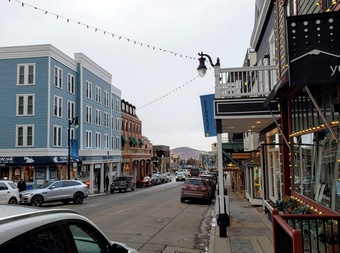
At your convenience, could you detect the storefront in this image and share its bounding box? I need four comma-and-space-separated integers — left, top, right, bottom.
0, 156, 81, 187
244, 159, 263, 206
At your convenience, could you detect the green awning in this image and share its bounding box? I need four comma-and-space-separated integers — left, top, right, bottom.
129, 136, 138, 145
139, 138, 144, 145
121, 135, 128, 143
133, 137, 138, 145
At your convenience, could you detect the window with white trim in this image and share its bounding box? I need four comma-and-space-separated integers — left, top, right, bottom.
54, 96, 63, 117
104, 134, 109, 149
104, 91, 109, 107
16, 125, 34, 147
116, 99, 120, 112
115, 118, 120, 131
67, 101, 75, 120
95, 86, 101, 103
17, 64, 35, 85
86, 106, 92, 124
95, 132, 101, 148
111, 97, 114, 111
86, 130, 92, 148
86, 81, 92, 99
111, 116, 114, 130
53, 125, 62, 147
115, 136, 120, 150
104, 112, 109, 128
17, 94, 34, 116
54, 66, 63, 88
67, 73, 75, 94
269, 30, 277, 90
95, 109, 101, 126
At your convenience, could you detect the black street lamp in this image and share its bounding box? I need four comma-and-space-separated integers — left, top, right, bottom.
197, 51, 220, 77
197, 52, 228, 238
68, 116, 79, 179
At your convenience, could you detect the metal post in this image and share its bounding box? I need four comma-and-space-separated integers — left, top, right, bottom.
216, 119, 227, 237
67, 120, 71, 180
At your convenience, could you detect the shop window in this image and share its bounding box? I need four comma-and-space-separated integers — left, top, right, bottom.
253, 167, 262, 199
24, 166, 34, 183
12, 168, 21, 182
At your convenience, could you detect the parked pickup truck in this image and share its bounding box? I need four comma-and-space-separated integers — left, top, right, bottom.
110, 176, 135, 193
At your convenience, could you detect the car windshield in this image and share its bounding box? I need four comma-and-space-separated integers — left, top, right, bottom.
8, 182, 18, 189
114, 177, 127, 181
37, 181, 55, 189
185, 179, 204, 185
177, 172, 185, 176
143, 177, 149, 180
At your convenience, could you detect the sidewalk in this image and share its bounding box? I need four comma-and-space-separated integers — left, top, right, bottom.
209, 177, 274, 253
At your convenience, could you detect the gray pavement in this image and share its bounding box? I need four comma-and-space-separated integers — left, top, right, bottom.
209, 177, 274, 253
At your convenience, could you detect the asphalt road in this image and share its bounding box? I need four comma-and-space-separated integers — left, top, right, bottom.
49, 179, 213, 253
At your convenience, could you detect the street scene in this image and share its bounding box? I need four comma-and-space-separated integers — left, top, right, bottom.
0, 1, 340, 253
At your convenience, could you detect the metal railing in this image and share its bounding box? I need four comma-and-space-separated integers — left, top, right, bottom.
273, 210, 340, 253
215, 65, 278, 99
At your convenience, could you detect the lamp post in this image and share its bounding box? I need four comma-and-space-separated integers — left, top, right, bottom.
197, 52, 228, 237
68, 116, 79, 180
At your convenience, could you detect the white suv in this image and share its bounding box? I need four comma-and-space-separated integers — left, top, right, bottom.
0, 180, 20, 204
0, 205, 139, 252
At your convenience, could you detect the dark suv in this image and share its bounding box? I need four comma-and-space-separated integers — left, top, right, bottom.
110, 176, 135, 193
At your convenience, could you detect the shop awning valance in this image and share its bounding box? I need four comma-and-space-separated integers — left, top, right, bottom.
0, 156, 82, 167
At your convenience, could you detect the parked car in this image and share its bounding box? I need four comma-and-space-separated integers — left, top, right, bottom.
200, 174, 217, 197
165, 172, 172, 182
180, 177, 212, 204
136, 176, 152, 188
19, 180, 88, 207
0, 205, 138, 252
176, 172, 186, 181
0, 180, 20, 205
189, 168, 200, 177
151, 173, 161, 185
110, 176, 135, 193
159, 173, 168, 183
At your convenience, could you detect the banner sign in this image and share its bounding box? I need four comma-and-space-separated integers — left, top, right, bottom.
200, 94, 216, 137
287, 11, 340, 86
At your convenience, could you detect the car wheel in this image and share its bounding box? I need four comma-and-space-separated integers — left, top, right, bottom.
31, 195, 44, 207
110, 189, 114, 194
73, 192, 84, 204
62, 200, 71, 205
131, 187, 135, 191
124, 186, 128, 192
180, 197, 185, 203
8, 198, 17, 205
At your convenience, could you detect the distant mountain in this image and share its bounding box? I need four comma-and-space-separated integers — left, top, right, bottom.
171, 147, 205, 160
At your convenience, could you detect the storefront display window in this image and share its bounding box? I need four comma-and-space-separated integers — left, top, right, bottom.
12, 168, 21, 182
293, 130, 340, 212
253, 167, 262, 198
24, 166, 34, 182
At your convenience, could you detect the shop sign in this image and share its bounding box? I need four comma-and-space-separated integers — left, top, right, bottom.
232, 153, 251, 159
287, 11, 340, 86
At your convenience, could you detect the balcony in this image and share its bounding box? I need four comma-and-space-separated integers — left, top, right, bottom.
213, 65, 280, 134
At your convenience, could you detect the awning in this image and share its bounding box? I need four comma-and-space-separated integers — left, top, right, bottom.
121, 135, 128, 144
139, 138, 144, 145
129, 136, 138, 145
0, 156, 82, 167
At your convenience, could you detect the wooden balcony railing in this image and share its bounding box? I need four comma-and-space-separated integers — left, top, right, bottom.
215, 65, 278, 99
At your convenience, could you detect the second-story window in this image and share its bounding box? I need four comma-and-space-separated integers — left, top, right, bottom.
16, 125, 34, 147
17, 64, 35, 85
54, 66, 63, 88
86, 130, 92, 148
54, 96, 62, 117
17, 94, 34, 116
116, 99, 120, 112
115, 136, 120, 150
95, 86, 101, 103
53, 125, 62, 147
104, 134, 109, 149
95, 132, 101, 148
67, 73, 75, 94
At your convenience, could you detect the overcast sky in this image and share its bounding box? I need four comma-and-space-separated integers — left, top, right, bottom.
1, 0, 256, 151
